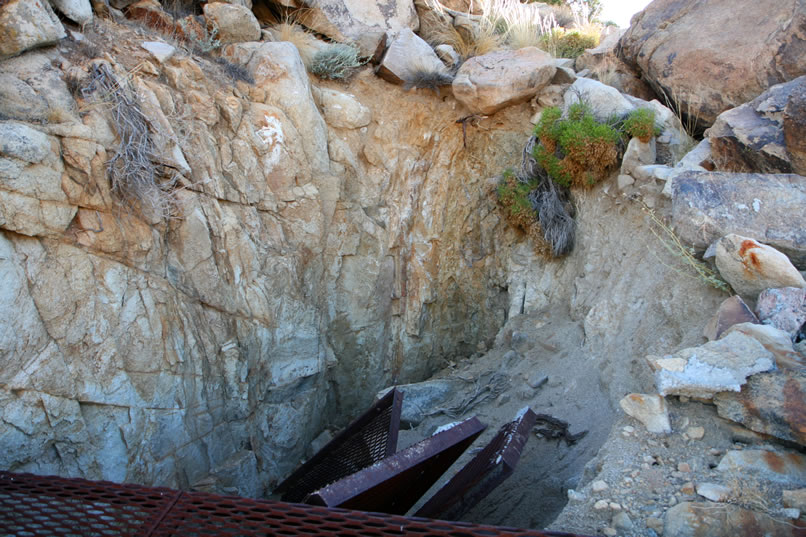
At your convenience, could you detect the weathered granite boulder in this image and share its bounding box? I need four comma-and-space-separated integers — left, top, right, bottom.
715, 370, 806, 447
376, 28, 448, 87
717, 449, 806, 486
203, 2, 261, 44
574, 29, 655, 101
665, 502, 805, 537
756, 287, 806, 339
0, 0, 65, 60
453, 47, 556, 115
297, 0, 419, 57
315, 88, 371, 129
619, 0, 806, 127
708, 77, 806, 174
671, 172, 806, 268
563, 77, 633, 122
50, 0, 93, 24
714, 234, 806, 299
650, 331, 776, 398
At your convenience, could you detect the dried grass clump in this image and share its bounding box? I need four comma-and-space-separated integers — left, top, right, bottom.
269, 22, 319, 67
421, 10, 502, 62
85, 64, 179, 220
309, 43, 362, 80
401, 60, 454, 95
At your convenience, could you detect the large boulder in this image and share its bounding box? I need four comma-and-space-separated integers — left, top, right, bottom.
708, 77, 806, 174
0, 0, 65, 60
376, 28, 449, 87
202, 2, 261, 44
714, 234, 806, 299
671, 171, 806, 268
619, 0, 806, 127
665, 502, 805, 537
297, 0, 419, 57
574, 29, 656, 101
453, 47, 556, 115
50, 0, 93, 24
563, 77, 633, 122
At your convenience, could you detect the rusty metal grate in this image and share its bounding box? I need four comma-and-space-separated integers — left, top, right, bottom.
275, 388, 403, 503
305, 416, 487, 515
415, 407, 538, 520
0, 471, 589, 537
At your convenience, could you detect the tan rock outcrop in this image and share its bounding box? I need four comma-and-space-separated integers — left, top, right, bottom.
0, 0, 65, 60
619, 0, 806, 126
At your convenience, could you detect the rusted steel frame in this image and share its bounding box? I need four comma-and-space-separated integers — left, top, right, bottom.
305, 416, 487, 515
275, 388, 404, 503
415, 407, 538, 520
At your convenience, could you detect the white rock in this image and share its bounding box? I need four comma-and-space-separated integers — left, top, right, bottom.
50, 0, 93, 24
621, 137, 656, 176
696, 482, 731, 502
619, 393, 672, 434
318, 88, 371, 129
377, 29, 448, 87
563, 78, 635, 122
715, 234, 806, 299
141, 41, 175, 63
594, 499, 610, 510
0, 122, 51, 163
617, 174, 635, 190
653, 331, 776, 398
592, 479, 609, 492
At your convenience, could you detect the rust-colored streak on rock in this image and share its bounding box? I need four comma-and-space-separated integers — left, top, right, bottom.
738, 239, 759, 258
738, 239, 762, 275
783, 378, 806, 444
762, 450, 786, 473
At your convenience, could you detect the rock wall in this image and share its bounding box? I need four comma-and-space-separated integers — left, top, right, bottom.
0, 21, 527, 495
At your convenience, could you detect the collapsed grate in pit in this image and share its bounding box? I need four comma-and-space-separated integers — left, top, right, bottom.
0, 471, 590, 537
415, 407, 538, 520
306, 416, 487, 515
275, 388, 403, 503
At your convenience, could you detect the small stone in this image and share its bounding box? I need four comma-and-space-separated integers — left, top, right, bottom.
567, 488, 585, 502
783, 489, 806, 511
703, 295, 759, 341
141, 41, 175, 63
618, 174, 635, 190
781, 508, 801, 519
646, 516, 664, 534
619, 393, 672, 434
679, 395, 690, 403
623, 425, 635, 434
686, 426, 705, 440
594, 500, 610, 510
677, 462, 691, 473
680, 482, 695, 495
667, 496, 678, 506
592, 480, 610, 493
610, 502, 622, 510
709, 448, 723, 456
696, 482, 732, 502
526, 373, 548, 389
612, 512, 634, 530
602, 528, 617, 537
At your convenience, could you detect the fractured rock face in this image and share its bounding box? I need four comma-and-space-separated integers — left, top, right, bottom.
651, 331, 776, 398
671, 171, 806, 268
714, 371, 806, 447
703, 296, 758, 341
708, 76, 806, 174
0, 0, 65, 60
452, 47, 556, 115
714, 234, 806, 299
619, 0, 806, 126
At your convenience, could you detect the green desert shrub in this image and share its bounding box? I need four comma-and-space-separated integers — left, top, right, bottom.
543, 29, 597, 58
533, 103, 621, 188
310, 44, 362, 80
622, 108, 660, 142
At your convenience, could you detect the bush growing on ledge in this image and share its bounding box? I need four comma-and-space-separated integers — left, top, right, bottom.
533, 102, 621, 188
310, 44, 362, 80
622, 108, 660, 143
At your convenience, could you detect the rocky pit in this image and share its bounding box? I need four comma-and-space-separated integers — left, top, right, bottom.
2, 2, 806, 537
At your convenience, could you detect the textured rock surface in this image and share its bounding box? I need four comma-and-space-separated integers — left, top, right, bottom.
708, 77, 806, 174
0, 0, 65, 60
574, 29, 655, 101
563, 77, 634, 122
619, 393, 671, 434
703, 296, 758, 341
717, 449, 806, 486
297, 0, 419, 57
376, 28, 448, 86
315, 87, 371, 129
715, 371, 806, 447
453, 47, 556, 115
671, 172, 806, 268
619, 0, 806, 126
664, 501, 805, 537
202, 2, 261, 44
722, 322, 804, 370
652, 331, 776, 398
784, 78, 806, 175
714, 234, 806, 299
50, 0, 93, 24
756, 287, 806, 338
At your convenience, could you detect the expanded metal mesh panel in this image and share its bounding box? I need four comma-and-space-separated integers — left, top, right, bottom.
306, 417, 487, 515
415, 408, 538, 520
0, 471, 179, 536
0, 471, 588, 537
276, 389, 403, 503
